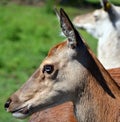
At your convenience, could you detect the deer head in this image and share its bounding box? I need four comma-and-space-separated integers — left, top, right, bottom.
73, 0, 120, 39
4, 8, 90, 119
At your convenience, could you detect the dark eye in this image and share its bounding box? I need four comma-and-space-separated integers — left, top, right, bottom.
94, 15, 99, 21
43, 65, 54, 74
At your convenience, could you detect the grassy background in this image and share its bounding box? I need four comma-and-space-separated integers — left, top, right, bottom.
88, 0, 120, 4
0, 2, 98, 122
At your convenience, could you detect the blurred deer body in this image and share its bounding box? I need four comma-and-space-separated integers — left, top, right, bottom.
5, 8, 120, 122
73, 0, 120, 69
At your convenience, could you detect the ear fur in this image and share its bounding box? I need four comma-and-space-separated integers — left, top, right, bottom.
100, 0, 111, 11
59, 8, 83, 49
54, 8, 60, 21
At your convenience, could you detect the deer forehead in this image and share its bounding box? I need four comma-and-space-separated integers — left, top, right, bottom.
41, 41, 77, 66
93, 9, 107, 20
47, 41, 67, 57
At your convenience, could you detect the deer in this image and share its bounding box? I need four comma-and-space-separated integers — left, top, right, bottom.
73, 0, 120, 69
4, 8, 120, 122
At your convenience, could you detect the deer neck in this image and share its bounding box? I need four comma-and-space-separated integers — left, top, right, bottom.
73, 49, 120, 122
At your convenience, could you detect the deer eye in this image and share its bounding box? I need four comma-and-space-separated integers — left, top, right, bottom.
43, 65, 54, 74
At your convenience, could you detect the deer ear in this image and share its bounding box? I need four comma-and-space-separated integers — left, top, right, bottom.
100, 0, 119, 23
59, 8, 83, 49
100, 0, 111, 11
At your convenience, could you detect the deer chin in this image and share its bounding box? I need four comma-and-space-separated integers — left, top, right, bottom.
12, 112, 28, 119
11, 106, 30, 119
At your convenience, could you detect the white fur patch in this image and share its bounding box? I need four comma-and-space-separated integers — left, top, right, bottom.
12, 112, 28, 119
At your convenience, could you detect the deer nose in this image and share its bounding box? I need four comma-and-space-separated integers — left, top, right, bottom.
4, 98, 12, 109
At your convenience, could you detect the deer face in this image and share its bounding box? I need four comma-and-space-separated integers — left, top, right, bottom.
73, 9, 111, 39
5, 9, 89, 119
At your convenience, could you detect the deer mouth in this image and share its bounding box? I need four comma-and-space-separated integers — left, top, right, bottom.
11, 106, 30, 119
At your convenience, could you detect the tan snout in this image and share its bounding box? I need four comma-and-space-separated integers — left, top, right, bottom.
4, 93, 32, 119
4, 94, 22, 112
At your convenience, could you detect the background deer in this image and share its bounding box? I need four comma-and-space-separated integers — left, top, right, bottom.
73, 0, 120, 69
5, 8, 120, 122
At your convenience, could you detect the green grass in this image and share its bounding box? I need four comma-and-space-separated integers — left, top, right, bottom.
0, 4, 97, 122
87, 0, 120, 4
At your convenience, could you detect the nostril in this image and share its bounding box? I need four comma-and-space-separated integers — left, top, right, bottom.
4, 98, 12, 109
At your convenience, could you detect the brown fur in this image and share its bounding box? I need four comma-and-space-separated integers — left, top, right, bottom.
48, 41, 67, 57
29, 102, 77, 122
